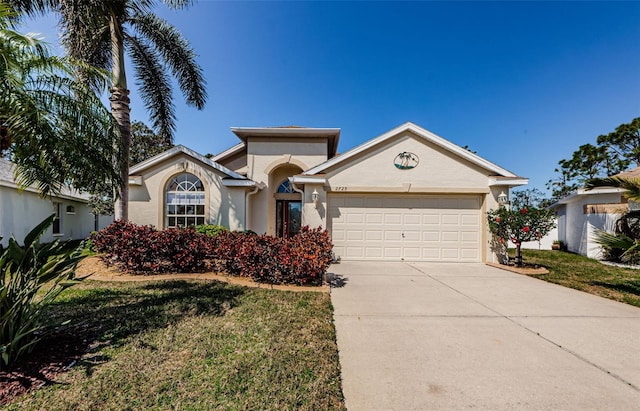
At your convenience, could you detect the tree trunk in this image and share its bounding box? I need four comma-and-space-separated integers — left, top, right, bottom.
110, 15, 130, 221
111, 87, 130, 221
514, 244, 523, 267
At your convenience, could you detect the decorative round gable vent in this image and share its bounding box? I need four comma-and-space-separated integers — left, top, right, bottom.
394, 152, 419, 170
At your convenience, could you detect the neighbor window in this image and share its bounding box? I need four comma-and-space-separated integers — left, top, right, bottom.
166, 173, 205, 227
52, 202, 62, 235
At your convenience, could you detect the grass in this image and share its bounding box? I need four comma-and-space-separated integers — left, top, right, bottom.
7, 279, 345, 410
519, 249, 640, 307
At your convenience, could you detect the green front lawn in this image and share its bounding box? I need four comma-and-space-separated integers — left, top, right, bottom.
7, 280, 345, 410
520, 249, 640, 308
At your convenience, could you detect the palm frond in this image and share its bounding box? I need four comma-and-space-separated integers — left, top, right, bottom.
593, 229, 635, 249
127, 35, 175, 144
130, 12, 207, 109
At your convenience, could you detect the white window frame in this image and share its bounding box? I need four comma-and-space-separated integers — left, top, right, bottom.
52, 202, 63, 236
166, 173, 206, 228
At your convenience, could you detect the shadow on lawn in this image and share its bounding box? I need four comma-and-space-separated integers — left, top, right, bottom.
590, 279, 640, 296
0, 280, 244, 404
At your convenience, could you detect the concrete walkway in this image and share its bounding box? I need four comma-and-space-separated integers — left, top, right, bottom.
329, 262, 640, 410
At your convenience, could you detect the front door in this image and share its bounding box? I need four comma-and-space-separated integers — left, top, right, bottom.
276, 200, 302, 238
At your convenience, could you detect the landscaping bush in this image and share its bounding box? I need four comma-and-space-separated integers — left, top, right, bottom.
90, 221, 333, 285
195, 224, 228, 237
0, 215, 84, 369
278, 226, 334, 285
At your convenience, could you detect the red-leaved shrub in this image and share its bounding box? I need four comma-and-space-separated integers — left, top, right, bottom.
90, 221, 333, 285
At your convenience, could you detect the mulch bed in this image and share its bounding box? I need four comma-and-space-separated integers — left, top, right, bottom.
0, 330, 88, 405
486, 261, 549, 275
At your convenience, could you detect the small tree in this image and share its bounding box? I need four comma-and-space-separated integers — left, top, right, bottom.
487, 206, 557, 267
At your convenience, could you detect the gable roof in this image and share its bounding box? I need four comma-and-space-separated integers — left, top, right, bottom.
210, 142, 246, 163
303, 122, 521, 179
129, 145, 249, 180
549, 166, 640, 208
613, 166, 640, 179
0, 158, 90, 202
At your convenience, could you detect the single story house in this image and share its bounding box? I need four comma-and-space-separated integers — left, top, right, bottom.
550, 167, 638, 258
128, 122, 527, 262
0, 158, 112, 247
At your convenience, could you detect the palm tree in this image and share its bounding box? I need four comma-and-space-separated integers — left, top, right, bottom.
586, 175, 640, 263
11, 0, 207, 220
1, 4, 119, 196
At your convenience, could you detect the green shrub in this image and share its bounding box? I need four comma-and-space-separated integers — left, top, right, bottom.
593, 230, 640, 264
0, 215, 85, 369
195, 224, 228, 237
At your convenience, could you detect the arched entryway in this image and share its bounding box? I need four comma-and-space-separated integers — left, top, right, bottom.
275, 179, 301, 237
269, 164, 303, 237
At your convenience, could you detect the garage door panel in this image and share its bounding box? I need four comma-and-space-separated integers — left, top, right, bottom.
441, 231, 459, 242
403, 214, 421, 225
365, 230, 383, 241
329, 194, 482, 262
366, 213, 383, 224
403, 231, 421, 242
461, 231, 479, 242
442, 214, 460, 225
384, 213, 402, 224
385, 230, 402, 241
403, 247, 421, 259
441, 248, 460, 259
422, 214, 440, 225
346, 213, 364, 224
422, 231, 439, 242
365, 247, 383, 258
461, 214, 480, 225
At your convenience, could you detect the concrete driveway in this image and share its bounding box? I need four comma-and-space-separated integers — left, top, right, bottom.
329, 262, 640, 410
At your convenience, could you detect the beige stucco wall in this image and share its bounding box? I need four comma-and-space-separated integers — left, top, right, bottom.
0, 186, 98, 247
217, 150, 247, 174
324, 132, 491, 191
129, 153, 246, 230
245, 137, 329, 235
303, 131, 520, 263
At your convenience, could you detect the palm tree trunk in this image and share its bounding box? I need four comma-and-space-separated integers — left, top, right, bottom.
110, 87, 130, 221
110, 14, 130, 221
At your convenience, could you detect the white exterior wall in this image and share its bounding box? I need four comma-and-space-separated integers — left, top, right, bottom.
129, 153, 246, 230
560, 192, 625, 258
520, 225, 559, 251
0, 185, 97, 247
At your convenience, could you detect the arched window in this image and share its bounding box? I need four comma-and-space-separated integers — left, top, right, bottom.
277, 179, 295, 193
166, 173, 205, 227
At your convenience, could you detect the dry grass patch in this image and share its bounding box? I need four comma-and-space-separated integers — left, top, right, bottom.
4, 279, 345, 410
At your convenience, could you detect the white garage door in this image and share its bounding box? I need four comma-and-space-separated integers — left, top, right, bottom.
329, 194, 482, 262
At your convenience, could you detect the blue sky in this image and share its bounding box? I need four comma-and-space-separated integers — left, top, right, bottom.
22, 1, 640, 194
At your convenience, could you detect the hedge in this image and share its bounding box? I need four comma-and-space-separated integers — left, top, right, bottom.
90, 221, 333, 286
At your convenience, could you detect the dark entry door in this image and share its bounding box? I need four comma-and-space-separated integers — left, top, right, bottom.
276, 200, 302, 238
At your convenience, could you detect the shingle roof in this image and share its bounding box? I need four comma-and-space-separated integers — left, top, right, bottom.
0, 158, 90, 201
614, 167, 640, 179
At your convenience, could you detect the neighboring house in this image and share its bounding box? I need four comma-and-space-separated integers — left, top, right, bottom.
549, 167, 639, 258
520, 225, 559, 251
0, 158, 112, 247
128, 122, 527, 262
